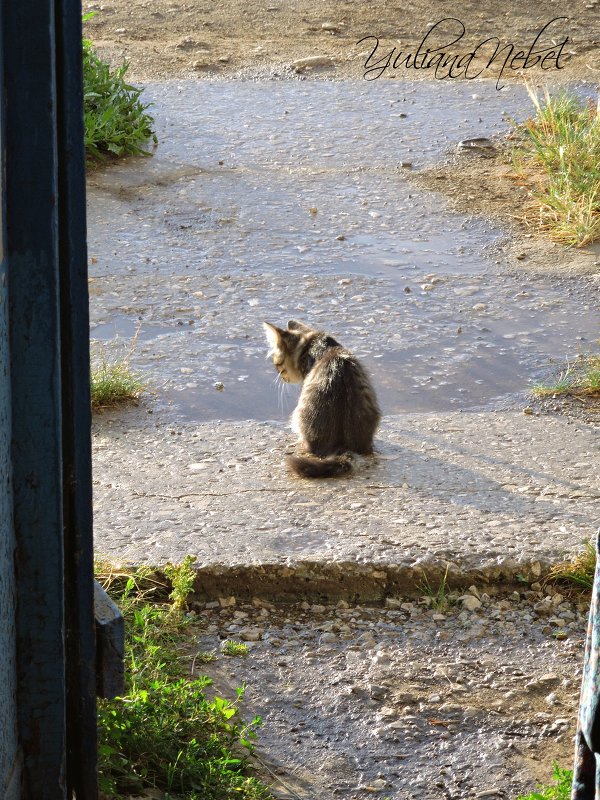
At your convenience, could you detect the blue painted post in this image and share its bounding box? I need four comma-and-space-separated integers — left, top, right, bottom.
3, 0, 67, 788
2, 0, 97, 796
0, 8, 20, 794
55, 1, 98, 796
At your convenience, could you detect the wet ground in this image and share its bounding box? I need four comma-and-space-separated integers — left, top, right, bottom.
87, 79, 599, 424
89, 79, 599, 800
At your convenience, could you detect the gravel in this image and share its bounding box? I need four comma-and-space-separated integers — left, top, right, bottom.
189, 589, 588, 800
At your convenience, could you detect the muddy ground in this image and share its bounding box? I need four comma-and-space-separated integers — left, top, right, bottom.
84, 0, 597, 84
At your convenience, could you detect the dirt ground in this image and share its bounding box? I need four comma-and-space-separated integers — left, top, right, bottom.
84, 0, 598, 84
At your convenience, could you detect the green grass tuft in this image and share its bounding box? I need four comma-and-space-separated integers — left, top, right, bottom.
510, 86, 600, 246
417, 566, 458, 612
90, 327, 146, 411
514, 763, 572, 799
165, 555, 198, 613
90, 349, 145, 410
83, 14, 156, 161
532, 354, 600, 399
96, 561, 273, 800
222, 640, 250, 657
547, 541, 596, 591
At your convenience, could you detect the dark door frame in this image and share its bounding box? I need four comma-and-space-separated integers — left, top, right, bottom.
1, 0, 97, 796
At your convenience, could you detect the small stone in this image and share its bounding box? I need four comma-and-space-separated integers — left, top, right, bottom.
292, 55, 334, 72
528, 673, 560, 689
549, 617, 567, 628
460, 595, 482, 611
372, 651, 391, 666
320, 632, 337, 644
432, 613, 446, 621
240, 627, 263, 642
214, 381, 224, 391
523, 406, 534, 415
368, 779, 389, 791
188, 462, 210, 472
218, 596, 236, 608
472, 303, 487, 312
439, 703, 463, 712
385, 598, 403, 609
311, 604, 326, 613
553, 718, 570, 727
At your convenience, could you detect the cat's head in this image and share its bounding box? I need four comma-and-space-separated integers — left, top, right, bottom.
263, 320, 314, 383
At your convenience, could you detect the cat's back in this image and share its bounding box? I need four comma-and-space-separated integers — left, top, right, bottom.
309, 346, 375, 400
302, 345, 380, 454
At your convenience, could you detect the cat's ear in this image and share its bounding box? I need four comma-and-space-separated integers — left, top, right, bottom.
263, 322, 286, 348
287, 320, 311, 333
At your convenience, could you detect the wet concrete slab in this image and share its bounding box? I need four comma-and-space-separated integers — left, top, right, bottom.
92, 407, 599, 596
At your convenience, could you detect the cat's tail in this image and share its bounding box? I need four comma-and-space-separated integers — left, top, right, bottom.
287, 453, 352, 479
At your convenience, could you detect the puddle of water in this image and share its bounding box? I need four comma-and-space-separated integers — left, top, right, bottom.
90, 301, 598, 422
87, 79, 599, 423
90, 318, 168, 341
161, 350, 527, 422
88, 79, 534, 280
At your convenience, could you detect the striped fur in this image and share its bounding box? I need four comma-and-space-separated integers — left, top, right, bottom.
264, 320, 381, 478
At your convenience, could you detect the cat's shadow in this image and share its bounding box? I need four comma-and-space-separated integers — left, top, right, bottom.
294, 425, 593, 526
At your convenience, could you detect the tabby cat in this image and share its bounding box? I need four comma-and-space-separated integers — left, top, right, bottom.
263, 320, 381, 478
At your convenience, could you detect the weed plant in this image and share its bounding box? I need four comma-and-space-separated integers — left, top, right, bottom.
547, 541, 596, 591
417, 566, 458, 612
95, 561, 272, 800
83, 14, 156, 160
510, 86, 600, 246
514, 763, 572, 799
90, 331, 145, 411
165, 555, 198, 613
90, 349, 144, 410
532, 354, 600, 400
222, 640, 250, 657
